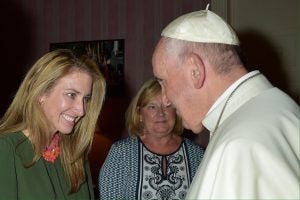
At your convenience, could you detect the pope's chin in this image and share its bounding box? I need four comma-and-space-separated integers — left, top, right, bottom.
191, 127, 205, 134
183, 122, 204, 134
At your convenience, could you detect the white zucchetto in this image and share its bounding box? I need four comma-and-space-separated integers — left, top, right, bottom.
161, 6, 240, 45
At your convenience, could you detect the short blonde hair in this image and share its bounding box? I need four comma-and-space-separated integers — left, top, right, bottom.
126, 78, 183, 137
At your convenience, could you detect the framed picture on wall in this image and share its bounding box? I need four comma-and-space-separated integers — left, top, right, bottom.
50, 39, 125, 96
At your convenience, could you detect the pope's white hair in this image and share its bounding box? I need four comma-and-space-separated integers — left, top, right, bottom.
160, 36, 243, 74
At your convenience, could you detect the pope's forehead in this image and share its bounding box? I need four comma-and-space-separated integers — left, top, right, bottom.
154, 42, 170, 62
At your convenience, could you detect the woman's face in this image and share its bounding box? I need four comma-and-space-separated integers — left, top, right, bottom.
39, 70, 92, 134
140, 94, 177, 137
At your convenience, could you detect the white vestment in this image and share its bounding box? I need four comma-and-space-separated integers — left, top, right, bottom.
186, 71, 300, 199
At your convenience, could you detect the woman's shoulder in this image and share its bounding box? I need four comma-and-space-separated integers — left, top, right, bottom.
0, 131, 26, 144
183, 137, 205, 152
0, 131, 29, 157
110, 137, 139, 150
182, 137, 198, 146
105, 137, 140, 162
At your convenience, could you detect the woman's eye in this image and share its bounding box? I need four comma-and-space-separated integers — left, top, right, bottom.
67, 93, 76, 98
147, 105, 156, 109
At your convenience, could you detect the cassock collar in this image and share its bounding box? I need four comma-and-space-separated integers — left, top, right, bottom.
203, 71, 273, 138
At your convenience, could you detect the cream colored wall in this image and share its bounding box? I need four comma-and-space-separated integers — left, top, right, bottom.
211, 0, 299, 102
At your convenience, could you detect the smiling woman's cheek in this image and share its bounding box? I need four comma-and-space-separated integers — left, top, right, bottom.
39, 70, 92, 134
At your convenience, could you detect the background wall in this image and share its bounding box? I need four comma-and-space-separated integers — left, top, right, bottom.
0, 0, 209, 133
0, 0, 210, 196
212, 0, 300, 102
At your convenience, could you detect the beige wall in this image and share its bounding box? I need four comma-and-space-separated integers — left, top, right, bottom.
212, 0, 299, 102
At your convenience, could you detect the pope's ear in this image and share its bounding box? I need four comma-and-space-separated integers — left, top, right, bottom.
187, 53, 205, 89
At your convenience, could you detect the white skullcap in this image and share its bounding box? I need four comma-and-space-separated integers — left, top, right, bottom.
161, 5, 240, 45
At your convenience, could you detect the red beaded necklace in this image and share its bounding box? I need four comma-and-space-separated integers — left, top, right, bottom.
42, 133, 60, 163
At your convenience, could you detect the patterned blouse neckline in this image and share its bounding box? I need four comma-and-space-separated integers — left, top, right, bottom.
138, 137, 183, 156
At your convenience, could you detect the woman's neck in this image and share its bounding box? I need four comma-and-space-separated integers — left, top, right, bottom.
140, 134, 182, 155
22, 129, 30, 137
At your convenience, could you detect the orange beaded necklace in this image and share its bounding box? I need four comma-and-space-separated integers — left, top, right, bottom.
42, 133, 60, 163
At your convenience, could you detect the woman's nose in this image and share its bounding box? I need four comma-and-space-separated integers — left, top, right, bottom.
75, 99, 86, 117
157, 106, 166, 116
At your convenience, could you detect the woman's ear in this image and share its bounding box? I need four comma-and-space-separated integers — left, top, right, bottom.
38, 95, 46, 105
139, 115, 143, 122
188, 53, 205, 89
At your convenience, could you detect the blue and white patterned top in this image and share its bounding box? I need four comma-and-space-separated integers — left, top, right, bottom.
99, 137, 205, 200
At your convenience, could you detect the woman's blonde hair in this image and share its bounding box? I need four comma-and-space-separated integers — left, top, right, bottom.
0, 49, 106, 193
126, 78, 183, 137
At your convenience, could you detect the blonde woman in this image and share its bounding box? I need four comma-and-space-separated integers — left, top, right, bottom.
99, 78, 204, 200
0, 49, 106, 200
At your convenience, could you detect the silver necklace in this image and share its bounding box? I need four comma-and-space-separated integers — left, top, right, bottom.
212, 72, 261, 134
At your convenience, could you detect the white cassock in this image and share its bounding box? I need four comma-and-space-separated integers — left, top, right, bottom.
186, 71, 300, 199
